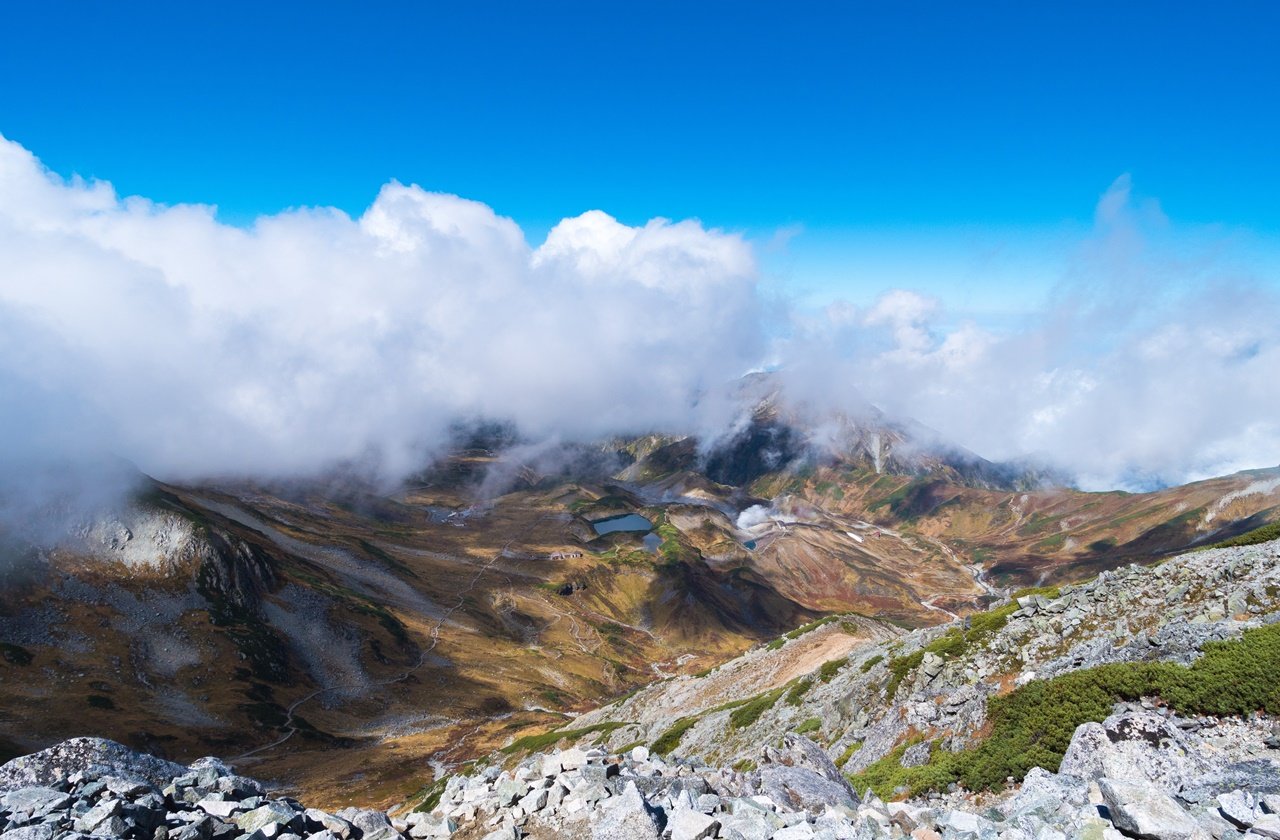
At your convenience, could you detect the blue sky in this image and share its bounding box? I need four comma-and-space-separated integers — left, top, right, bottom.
2, 1, 1277, 313
1, 2, 1279, 486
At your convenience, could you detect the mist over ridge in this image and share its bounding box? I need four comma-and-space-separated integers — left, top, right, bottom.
1, 134, 1277, 499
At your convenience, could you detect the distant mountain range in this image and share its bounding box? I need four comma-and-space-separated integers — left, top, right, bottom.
1, 391, 1277, 809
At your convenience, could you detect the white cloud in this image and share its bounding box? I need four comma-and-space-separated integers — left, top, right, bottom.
775, 177, 1280, 489
0, 138, 1276, 499
0, 134, 762, 484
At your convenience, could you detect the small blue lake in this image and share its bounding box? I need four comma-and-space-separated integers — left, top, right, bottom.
591, 513, 653, 535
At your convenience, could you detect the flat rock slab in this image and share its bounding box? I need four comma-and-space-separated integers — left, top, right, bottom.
1099, 778, 1204, 840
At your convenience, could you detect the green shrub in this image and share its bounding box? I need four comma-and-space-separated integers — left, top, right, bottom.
794, 717, 822, 735
850, 622, 1280, 798
818, 657, 848, 683
1209, 521, 1280, 549
885, 651, 924, 700
786, 678, 813, 706
835, 740, 862, 768
860, 654, 884, 673
502, 722, 628, 754
411, 776, 450, 813
732, 758, 757, 772
729, 686, 788, 730
652, 716, 699, 755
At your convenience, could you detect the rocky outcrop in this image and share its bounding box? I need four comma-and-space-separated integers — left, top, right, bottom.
0, 738, 419, 840
421, 704, 1280, 839
0, 739, 187, 793
560, 539, 1280, 777
8, 723, 1278, 840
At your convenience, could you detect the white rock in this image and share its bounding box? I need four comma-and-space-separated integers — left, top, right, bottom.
197, 799, 241, 818
1219, 791, 1259, 828
774, 824, 817, 840
1099, 778, 1204, 840
668, 807, 719, 840
1252, 815, 1280, 840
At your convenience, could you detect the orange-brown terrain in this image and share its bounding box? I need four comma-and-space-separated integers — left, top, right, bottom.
2, 415, 1278, 810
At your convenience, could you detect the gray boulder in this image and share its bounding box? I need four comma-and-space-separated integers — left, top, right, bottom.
236, 803, 300, 835
1, 787, 71, 821
590, 781, 660, 840
0, 826, 56, 840
1250, 814, 1280, 840
667, 807, 718, 840
757, 765, 857, 814
1099, 778, 1205, 840
333, 808, 398, 840
1060, 713, 1208, 793
0, 739, 186, 793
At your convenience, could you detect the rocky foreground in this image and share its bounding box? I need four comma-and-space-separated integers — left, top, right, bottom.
5, 539, 1280, 840
0, 738, 448, 840
424, 702, 1280, 840
5, 699, 1280, 840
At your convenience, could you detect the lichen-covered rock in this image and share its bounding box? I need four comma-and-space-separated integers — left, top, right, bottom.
0, 738, 186, 793
1060, 712, 1209, 793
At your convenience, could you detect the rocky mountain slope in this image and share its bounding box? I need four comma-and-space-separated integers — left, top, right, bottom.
4, 546, 1276, 840
2, 416, 1278, 811
551, 536, 1280, 777
420, 536, 1280, 838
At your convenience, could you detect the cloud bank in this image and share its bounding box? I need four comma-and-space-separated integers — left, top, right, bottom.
777, 177, 1280, 489
0, 134, 762, 485
0, 136, 1277, 494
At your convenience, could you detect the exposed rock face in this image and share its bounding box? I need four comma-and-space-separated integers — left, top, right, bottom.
563, 539, 1280, 778
421, 706, 1280, 839
0, 738, 187, 792
1059, 711, 1212, 792
195, 529, 278, 615
1098, 778, 1205, 840
0, 738, 407, 840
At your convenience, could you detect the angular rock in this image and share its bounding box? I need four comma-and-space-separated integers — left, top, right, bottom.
236, 803, 299, 835
333, 808, 397, 840
668, 807, 718, 840
0, 826, 56, 840
1219, 791, 1259, 829
590, 781, 660, 840
1099, 778, 1203, 840
0, 739, 186, 793
404, 812, 454, 839
304, 809, 353, 838
759, 766, 857, 815
196, 799, 241, 819
1061, 713, 1208, 794
1251, 814, 1280, 840
774, 824, 817, 839
1, 787, 71, 820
